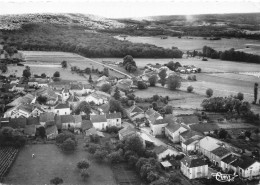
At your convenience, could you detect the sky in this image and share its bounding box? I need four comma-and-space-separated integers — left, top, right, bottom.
1, 0, 260, 18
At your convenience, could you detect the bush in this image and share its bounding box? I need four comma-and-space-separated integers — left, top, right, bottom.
206, 88, 213, 97
236, 92, 244, 101
108, 150, 123, 163
50, 177, 63, 185
107, 126, 120, 134
87, 143, 100, 154
93, 149, 108, 162
187, 85, 194, 93
89, 134, 100, 143
100, 83, 111, 93
167, 75, 181, 90
56, 132, 76, 144
77, 160, 90, 170
137, 81, 148, 89
60, 138, 76, 151
149, 75, 158, 87
53, 71, 60, 77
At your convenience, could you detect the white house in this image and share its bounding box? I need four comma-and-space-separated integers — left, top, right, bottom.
181, 138, 200, 153
181, 156, 208, 179
153, 145, 178, 161
150, 118, 168, 136
235, 157, 260, 179
90, 114, 107, 131
106, 112, 122, 128
54, 103, 71, 115
165, 123, 188, 143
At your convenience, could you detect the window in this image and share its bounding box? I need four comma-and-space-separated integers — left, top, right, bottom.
117, 119, 119, 122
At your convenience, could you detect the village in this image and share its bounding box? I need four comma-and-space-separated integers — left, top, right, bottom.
0, 45, 260, 185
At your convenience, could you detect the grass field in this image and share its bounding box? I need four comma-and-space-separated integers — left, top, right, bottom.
114, 36, 260, 53
4, 144, 116, 185
20, 51, 125, 78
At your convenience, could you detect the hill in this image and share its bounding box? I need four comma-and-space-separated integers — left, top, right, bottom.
0, 13, 125, 30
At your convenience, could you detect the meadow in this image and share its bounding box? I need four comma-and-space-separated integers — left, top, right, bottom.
114, 36, 260, 53
4, 144, 116, 185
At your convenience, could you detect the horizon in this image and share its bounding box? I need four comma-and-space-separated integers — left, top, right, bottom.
1, 0, 260, 18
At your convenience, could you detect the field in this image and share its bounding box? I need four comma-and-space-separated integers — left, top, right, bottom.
114, 36, 260, 53
4, 144, 116, 185
20, 51, 125, 78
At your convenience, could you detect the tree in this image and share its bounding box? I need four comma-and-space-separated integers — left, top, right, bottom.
169, 174, 181, 184
147, 171, 159, 183
80, 169, 89, 181
153, 95, 160, 102
150, 177, 169, 185
113, 86, 121, 100
53, 71, 60, 78
61, 61, 67, 68
236, 92, 244, 101
93, 149, 108, 162
89, 134, 100, 143
164, 105, 173, 114
137, 81, 148, 89
206, 88, 213, 97
158, 69, 167, 87
218, 129, 228, 139
87, 143, 100, 154
50, 177, 63, 185
187, 85, 194, 93
23, 69, 31, 78
108, 150, 123, 163
149, 75, 158, 87
77, 160, 90, 170
166, 61, 175, 71
36, 95, 47, 104
254, 83, 258, 103
103, 67, 109, 77
245, 130, 251, 138
60, 138, 76, 151
100, 83, 112, 93
56, 132, 76, 144
124, 135, 145, 156
88, 74, 93, 83
167, 75, 181, 90
41, 73, 47, 78
38, 127, 46, 138
0, 65, 8, 73
128, 155, 139, 167
109, 98, 123, 113
75, 101, 91, 116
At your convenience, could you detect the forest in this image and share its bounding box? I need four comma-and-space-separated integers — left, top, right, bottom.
202, 46, 260, 64
0, 23, 183, 58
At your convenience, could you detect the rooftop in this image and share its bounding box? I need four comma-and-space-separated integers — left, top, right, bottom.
54, 103, 70, 109
106, 112, 122, 119
90, 114, 107, 123
221, 154, 239, 164
153, 145, 168, 154
24, 124, 36, 135
181, 156, 207, 168
118, 126, 136, 138
211, 146, 231, 158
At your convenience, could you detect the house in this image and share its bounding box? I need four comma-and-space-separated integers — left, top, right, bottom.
90, 114, 107, 131
56, 115, 75, 130
106, 112, 122, 128
118, 126, 136, 140
37, 79, 49, 87
145, 108, 156, 118
150, 118, 169, 136
73, 115, 82, 133
24, 124, 36, 137
54, 103, 70, 115
30, 105, 45, 117
67, 95, 80, 110
85, 127, 105, 137
70, 83, 92, 95
180, 130, 204, 143
220, 154, 240, 173
210, 146, 231, 167
181, 138, 200, 153
176, 67, 187, 73
85, 92, 108, 105
15, 84, 28, 92
4, 104, 32, 118
189, 123, 219, 135
46, 125, 58, 140
235, 157, 260, 179
181, 156, 208, 179
197, 136, 223, 159
0, 118, 10, 128
35, 87, 58, 106
28, 78, 38, 87
153, 145, 178, 161
7, 93, 36, 107
165, 123, 188, 143
126, 105, 145, 121
39, 112, 55, 127
146, 64, 162, 72
161, 161, 173, 171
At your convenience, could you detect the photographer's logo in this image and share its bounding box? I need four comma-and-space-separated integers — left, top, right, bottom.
212, 172, 238, 182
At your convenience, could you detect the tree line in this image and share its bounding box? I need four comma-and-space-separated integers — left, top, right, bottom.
202, 46, 260, 64
0, 23, 183, 58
